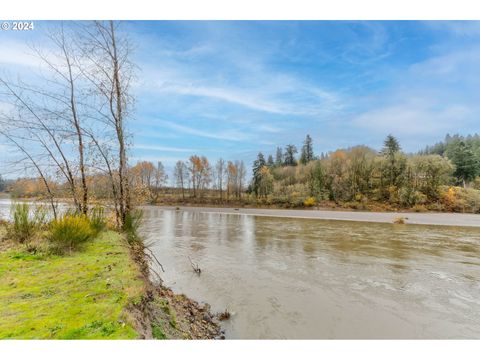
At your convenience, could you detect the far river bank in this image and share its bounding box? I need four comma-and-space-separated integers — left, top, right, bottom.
1, 195, 479, 228
152, 205, 480, 228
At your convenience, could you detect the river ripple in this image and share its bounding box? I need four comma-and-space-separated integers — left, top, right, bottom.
142, 207, 480, 339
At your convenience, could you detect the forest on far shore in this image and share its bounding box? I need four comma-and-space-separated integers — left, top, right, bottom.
2, 133, 480, 213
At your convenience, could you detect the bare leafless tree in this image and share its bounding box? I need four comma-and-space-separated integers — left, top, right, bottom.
0, 21, 136, 228
78, 20, 135, 227
237, 160, 246, 199
174, 160, 187, 200
32, 24, 90, 214
0, 128, 58, 218
215, 158, 225, 201
0, 77, 82, 212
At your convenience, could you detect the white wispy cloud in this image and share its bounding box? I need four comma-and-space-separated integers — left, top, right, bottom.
340, 22, 393, 65
408, 47, 480, 81
144, 73, 344, 117
425, 21, 480, 37
0, 40, 43, 69
0, 101, 15, 114
352, 35, 480, 143
133, 144, 197, 152
129, 155, 182, 167
352, 100, 473, 136
157, 83, 286, 114
151, 119, 252, 142
135, 28, 345, 117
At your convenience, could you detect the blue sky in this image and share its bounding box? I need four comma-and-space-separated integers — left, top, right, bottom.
1, 21, 480, 177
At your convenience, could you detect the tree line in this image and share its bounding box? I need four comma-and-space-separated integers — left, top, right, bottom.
249, 133, 480, 211
125, 156, 247, 204
419, 133, 480, 187
7, 132, 480, 212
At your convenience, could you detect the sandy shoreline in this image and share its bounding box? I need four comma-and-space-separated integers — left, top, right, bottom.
149, 205, 480, 228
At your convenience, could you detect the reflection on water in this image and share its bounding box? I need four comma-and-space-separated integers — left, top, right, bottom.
142, 208, 480, 339
0, 198, 70, 221
0, 198, 12, 219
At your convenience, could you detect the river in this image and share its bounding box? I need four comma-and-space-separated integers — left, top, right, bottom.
142, 207, 480, 339
1, 199, 479, 338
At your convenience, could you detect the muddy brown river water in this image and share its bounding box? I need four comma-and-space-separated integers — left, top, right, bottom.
142, 207, 480, 339
1, 199, 479, 339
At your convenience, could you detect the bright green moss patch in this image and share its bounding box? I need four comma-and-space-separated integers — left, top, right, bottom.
0, 231, 144, 339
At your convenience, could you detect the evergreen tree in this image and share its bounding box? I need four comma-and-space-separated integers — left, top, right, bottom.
381, 134, 403, 187
252, 152, 267, 195
253, 152, 266, 174
0, 174, 5, 192
382, 134, 401, 158
449, 141, 478, 187
284, 145, 298, 166
300, 134, 314, 164
275, 147, 283, 166
267, 154, 274, 167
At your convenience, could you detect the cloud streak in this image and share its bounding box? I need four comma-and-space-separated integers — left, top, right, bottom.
149, 119, 252, 142
352, 100, 473, 136
133, 144, 198, 153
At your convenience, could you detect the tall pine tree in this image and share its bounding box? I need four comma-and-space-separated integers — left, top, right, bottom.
450, 141, 478, 187
284, 145, 298, 166
252, 152, 267, 195
267, 154, 274, 167
300, 134, 314, 164
381, 134, 402, 186
275, 147, 283, 166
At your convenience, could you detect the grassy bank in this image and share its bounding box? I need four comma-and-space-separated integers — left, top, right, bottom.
0, 230, 144, 339
0, 222, 222, 340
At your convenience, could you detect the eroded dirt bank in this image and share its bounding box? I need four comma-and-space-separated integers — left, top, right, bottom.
128, 241, 224, 339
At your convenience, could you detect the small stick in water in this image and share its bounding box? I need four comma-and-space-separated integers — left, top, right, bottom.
188, 256, 201, 275
217, 309, 231, 321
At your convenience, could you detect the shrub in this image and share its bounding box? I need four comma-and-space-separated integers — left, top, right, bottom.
474, 177, 480, 191
123, 209, 144, 245
439, 186, 480, 213
89, 206, 107, 235
354, 193, 364, 202
344, 201, 366, 210
440, 186, 457, 211
388, 185, 399, 204
9, 202, 47, 243
412, 204, 427, 212
48, 215, 94, 253
398, 187, 427, 207
303, 197, 316, 207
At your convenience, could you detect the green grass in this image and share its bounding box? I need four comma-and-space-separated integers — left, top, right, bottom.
0, 231, 145, 339
151, 323, 167, 339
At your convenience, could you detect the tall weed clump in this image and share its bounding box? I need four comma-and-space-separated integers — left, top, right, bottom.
9, 202, 48, 243
89, 206, 107, 235
123, 209, 144, 245
48, 214, 94, 253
